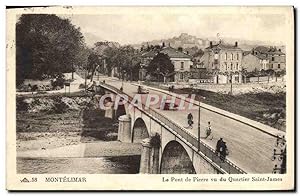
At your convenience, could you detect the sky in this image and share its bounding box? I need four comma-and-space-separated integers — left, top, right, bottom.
63, 13, 288, 47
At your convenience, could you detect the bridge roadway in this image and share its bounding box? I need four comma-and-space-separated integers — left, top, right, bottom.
100, 77, 283, 173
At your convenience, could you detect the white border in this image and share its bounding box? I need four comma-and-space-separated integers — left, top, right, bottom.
1, 0, 299, 195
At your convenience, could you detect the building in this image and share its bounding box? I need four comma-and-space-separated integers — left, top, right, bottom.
242, 51, 269, 72
202, 41, 243, 73
140, 46, 193, 82
200, 41, 243, 83
252, 46, 286, 71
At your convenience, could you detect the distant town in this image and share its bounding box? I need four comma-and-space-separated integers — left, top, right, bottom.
87, 33, 286, 85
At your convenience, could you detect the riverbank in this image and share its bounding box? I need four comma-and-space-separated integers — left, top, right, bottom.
16, 93, 142, 174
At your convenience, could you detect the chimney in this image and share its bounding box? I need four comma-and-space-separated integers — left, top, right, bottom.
235, 41, 238, 47
210, 41, 213, 47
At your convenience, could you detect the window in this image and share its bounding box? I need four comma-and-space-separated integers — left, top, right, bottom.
236, 63, 239, 70
278, 64, 280, 69
230, 63, 233, 70
225, 62, 227, 70
231, 53, 234, 60
180, 73, 183, 79
271, 64, 273, 69
180, 62, 184, 69
237, 53, 239, 60
272, 57, 275, 61
214, 53, 219, 59
225, 53, 227, 60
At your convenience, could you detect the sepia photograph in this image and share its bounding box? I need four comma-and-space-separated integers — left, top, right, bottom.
6, 6, 295, 191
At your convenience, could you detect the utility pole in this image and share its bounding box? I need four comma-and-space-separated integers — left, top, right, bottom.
197, 95, 205, 152
230, 72, 233, 95
198, 99, 201, 151
84, 64, 87, 92
72, 63, 74, 80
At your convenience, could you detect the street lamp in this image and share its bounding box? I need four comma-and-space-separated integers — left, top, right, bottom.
121, 70, 126, 90
198, 95, 205, 152
84, 63, 87, 92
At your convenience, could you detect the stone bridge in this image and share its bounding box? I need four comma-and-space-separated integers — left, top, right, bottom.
99, 83, 246, 174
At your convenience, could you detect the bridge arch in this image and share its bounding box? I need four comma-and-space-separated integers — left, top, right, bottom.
160, 140, 196, 174
132, 117, 150, 143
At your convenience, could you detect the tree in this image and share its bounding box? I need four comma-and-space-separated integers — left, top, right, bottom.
87, 52, 102, 81
16, 14, 85, 86
241, 67, 248, 83
103, 45, 141, 80
146, 53, 174, 82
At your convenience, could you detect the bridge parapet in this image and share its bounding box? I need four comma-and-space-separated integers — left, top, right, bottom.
99, 82, 246, 174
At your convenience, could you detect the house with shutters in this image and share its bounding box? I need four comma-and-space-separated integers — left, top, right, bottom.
251, 46, 286, 71
200, 40, 243, 83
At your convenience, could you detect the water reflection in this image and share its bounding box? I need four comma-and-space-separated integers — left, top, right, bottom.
17, 155, 140, 174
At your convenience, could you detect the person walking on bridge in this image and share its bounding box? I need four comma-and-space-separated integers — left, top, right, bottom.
216, 137, 223, 156
205, 121, 213, 140
187, 113, 193, 129
220, 141, 228, 162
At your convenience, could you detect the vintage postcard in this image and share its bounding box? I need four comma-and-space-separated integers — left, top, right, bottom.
6, 6, 295, 191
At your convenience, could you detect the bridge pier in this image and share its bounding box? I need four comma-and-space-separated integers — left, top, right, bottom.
104, 103, 115, 119
139, 135, 160, 174
117, 114, 132, 142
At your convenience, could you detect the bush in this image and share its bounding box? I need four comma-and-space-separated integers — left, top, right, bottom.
51, 96, 68, 114
16, 97, 29, 111
31, 85, 38, 92
79, 83, 86, 89
51, 76, 65, 89
17, 84, 32, 92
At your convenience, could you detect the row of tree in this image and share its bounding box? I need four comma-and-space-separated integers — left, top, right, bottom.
88, 43, 176, 82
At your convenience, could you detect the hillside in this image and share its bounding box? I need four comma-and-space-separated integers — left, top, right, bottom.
134, 33, 285, 51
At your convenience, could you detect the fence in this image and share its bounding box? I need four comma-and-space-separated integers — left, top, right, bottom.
100, 82, 246, 174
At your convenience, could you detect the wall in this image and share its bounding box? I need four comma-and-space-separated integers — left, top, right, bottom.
203, 49, 243, 72
268, 54, 286, 70
171, 57, 192, 82
171, 58, 192, 72
219, 50, 243, 72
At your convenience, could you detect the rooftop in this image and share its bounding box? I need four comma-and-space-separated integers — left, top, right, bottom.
205, 42, 242, 51
243, 51, 268, 60
253, 46, 285, 55
142, 47, 192, 59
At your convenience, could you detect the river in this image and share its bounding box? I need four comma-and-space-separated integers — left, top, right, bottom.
17, 155, 141, 174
